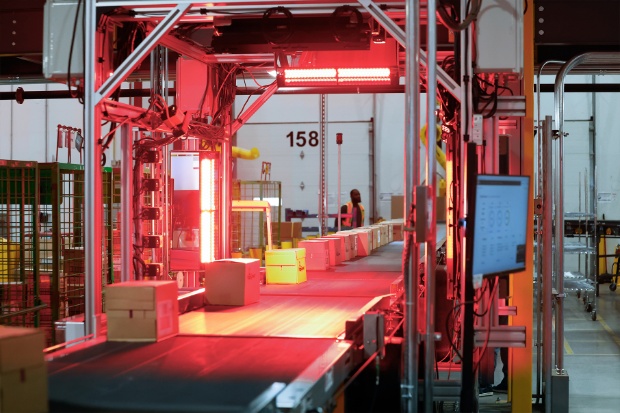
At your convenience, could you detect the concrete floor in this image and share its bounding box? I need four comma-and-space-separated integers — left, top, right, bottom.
562, 284, 620, 413
476, 281, 620, 412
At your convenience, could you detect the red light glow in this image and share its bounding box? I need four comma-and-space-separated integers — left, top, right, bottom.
200, 157, 216, 263
282, 67, 392, 86
337, 68, 391, 83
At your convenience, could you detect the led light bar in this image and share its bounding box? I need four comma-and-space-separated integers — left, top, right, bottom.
199, 155, 216, 263
280, 67, 394, 86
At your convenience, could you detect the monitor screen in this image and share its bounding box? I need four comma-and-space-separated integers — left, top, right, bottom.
471, 175, 530, 282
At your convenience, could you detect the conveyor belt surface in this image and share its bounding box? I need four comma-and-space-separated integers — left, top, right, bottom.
48, 336, 348, 412
47, 239, 443, 413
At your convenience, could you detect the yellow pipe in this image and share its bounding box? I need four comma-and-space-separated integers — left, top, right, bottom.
420, 124, 447, 196
420, 124, 446, 170
232, 146, 260, 160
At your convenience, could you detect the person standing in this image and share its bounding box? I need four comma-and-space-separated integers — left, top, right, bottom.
337, 189, 364, 229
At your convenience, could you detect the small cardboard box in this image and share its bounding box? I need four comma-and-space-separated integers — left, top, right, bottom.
266, 259, 307, 284
0, 363, 48, 413
367, 226, 380, 249
391, 195, 404, 220
106, 281, 179, 342
392, 223, 404, 241
337, 231, 358, 257
266, 221, 302, 243
204, 259, 260, 305
350, 229, 371, 256
0, 326, 48, 413
0, 326, 45, 373
265, 248, 305, 266
318, 237, 342, 265
323, 235, 349, 261
297, 240, 330, 270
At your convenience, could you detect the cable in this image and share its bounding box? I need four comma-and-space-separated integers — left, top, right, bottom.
436, 0, 480, 32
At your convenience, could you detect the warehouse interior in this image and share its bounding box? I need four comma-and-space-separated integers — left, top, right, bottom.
0, 1, 620, 412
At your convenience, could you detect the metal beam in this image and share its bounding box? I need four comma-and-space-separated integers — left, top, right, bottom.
357, 0, 461, 99
95, 3, 192, 104
230, 82, 279, 135
159, 34, 274, 64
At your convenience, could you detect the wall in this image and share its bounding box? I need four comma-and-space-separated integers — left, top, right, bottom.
1, 73, 619, 228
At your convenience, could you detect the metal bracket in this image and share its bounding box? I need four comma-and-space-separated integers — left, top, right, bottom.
363, 311, 385, 358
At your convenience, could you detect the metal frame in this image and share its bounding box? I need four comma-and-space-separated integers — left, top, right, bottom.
80, 3, 458, 412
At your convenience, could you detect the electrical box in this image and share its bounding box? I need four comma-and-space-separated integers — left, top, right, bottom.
474, 0, 523, 75
43, 0, 84, 80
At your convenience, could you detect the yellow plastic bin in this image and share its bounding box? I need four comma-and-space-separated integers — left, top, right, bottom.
0, 238, 20, 282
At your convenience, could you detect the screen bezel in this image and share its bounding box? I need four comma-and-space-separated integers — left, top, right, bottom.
470, 174, 530, 280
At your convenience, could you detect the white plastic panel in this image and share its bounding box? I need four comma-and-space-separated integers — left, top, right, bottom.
43, 0, 84, 80
475, 0, 523, 75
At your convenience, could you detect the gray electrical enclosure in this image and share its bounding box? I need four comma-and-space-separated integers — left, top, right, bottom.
475, 0, 524, 75
43, 0, 84, 80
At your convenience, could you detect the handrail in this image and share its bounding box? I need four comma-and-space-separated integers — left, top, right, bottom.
0, 303, 48, 321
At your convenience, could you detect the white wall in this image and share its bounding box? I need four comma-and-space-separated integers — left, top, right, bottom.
2, 73, 619, 228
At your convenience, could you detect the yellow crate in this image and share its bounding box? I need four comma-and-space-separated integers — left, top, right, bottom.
265, 248, 305, 266
0, 238, 20, 283
266, 260, 307, 284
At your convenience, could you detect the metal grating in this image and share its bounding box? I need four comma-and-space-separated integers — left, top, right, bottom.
0, 160, 44, 341
231, 180, 281, 254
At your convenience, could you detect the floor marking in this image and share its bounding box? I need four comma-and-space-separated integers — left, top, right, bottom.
564, 338, 574, 355
598, 315, 620, 347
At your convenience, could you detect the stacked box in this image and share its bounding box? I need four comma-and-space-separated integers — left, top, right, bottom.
392, 222, 404, 241
323, 235, 349, 261
265, 222, 302, 244
337, 231, 358, 258
385, 222, 394, 243
367, 226, 381, 248
350, 229, 372, 256
297, 240, 330, 270
204, 259, 261, 305
106, 281, 179, 342
318, 237, 341, 266
265, 248, 307, 284
0, 326, 48, 413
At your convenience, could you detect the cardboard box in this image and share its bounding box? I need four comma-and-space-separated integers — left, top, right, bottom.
337, 231, 358, 257
323, 235, 349, 261
391, 195, 404, 220
266, 221, 302, 243
106, 281, 179, 342
297, 240, 330, 270
266, 260, 307, 284
0, 326, 45, 373
0, 363, 48, 413
203, 259, 260, 305
318, 237, 342, 266
265, 248, 305, 266
366, 226, 380, 249
392, 195, 446, 222
392, 223, 404, 241
0, 326, 47, 413
350, 229, 371, 256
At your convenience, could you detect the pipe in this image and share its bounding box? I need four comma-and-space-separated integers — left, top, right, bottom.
536, 59, 564, 407
542, 116, 553, 413
424, 0, 438, 410
231, 146, 260, 160
402, 0, 420, 411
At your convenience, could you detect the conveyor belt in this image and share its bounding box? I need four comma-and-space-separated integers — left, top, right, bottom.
47, 237, 448, 413
48, 336, 351, 413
